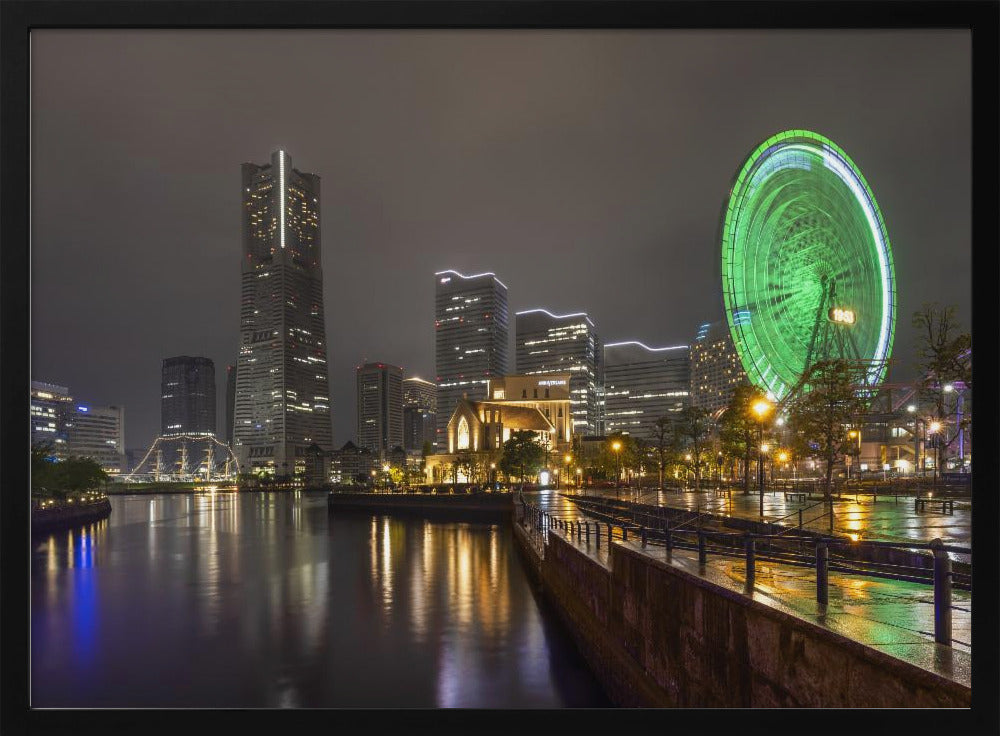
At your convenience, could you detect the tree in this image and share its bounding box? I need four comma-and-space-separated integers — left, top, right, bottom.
31, 441, 58, 494
788, 359, 868, 498
718, 384, 767, 495
649, 417, 679, 491
499, 430, 546, 486
912, 303, 972, 464
675, 407, 713, 491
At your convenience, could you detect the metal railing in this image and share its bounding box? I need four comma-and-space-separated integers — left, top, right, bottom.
516, 498, 970, 647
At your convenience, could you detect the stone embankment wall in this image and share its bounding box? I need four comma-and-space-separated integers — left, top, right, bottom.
32, 498, 112, 534
513, 521, 971, 708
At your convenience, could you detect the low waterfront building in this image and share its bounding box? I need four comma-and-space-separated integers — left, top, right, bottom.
423, 373, 574, 484
329, 440, 376, 485
65, 403, 125, 475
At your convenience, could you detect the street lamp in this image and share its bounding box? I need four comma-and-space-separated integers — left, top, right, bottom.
751, 398, 773, 518
929, 421, 942, 489
612, 440, 622, 500
370, 469, 377, 492
563, 453, 572, 491
490, 462, 496, 490
847, 430, 861, 481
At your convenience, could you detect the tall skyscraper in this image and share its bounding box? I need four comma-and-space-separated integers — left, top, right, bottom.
356, 362, 403, 457
690, 320, 747, 414
30, 380, 73, 459
434, 270, 509, 449
225, 364, 237, 445
161, 356, 216, 437
603, 341, 690, 438
515, 309, 601, 436
66, 403, 125, 474
402, 376, 437, 451
233, 150, 333, 477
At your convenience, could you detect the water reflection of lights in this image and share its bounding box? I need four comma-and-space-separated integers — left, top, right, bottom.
382, 517, 394, 617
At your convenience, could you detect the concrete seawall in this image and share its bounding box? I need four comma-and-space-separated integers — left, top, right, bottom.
513, 519, 971, 708
32, 498, 112, 535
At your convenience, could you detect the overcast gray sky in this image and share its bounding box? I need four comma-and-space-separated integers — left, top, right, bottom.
30, 30, 971, 451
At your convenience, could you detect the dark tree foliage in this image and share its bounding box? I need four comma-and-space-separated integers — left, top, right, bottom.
788, 359, 868, 498
499, 430, 546, 485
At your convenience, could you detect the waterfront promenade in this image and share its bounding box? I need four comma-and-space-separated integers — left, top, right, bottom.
520, 489, 971, 691
552, 485, 971, 547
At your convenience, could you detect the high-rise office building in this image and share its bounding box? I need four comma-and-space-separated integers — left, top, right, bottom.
225, 364, 237, 445
30, 380, 73, 459
233, 150, 333, 477
690, 320, 747, 414
434, 270, 509, 450
603, 341, 690, 438
161, 356, 216, 437
515, 309, 600, 436
356, 362, 403, 457
403, 376, 437, 452
66, 403, 125, 474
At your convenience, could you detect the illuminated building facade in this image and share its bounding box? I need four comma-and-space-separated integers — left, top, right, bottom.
515, 309, 600, 436
434, 270, 509, 450
329, 440, 375, 485
30, 380, 73, 460
689, 321, 747, 414
356, 362, 404, 457
403, 376, 437, 451
66, 403, 125, 474
161, 356, 216, 437
233, 150, 332, 477
603, 341, 690, 437
424, 373, 573, 484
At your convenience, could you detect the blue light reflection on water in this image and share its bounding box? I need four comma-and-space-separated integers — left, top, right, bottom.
31, 493, 610, 708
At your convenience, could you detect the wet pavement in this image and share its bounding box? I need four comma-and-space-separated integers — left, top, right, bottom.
518, 489, 972, 689
540, 485, 971, 547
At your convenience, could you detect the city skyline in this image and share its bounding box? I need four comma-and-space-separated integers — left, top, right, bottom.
30, 30, 971, 450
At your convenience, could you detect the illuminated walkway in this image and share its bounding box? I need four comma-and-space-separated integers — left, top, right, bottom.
519, 490, 971, 688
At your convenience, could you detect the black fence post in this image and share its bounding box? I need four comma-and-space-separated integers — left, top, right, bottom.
586, 521, 591, 544
641, 527, 647, 548
622, 526, 628, 542
745, 534, 756, 588
665, 527, 672, 552
798, 508, 803, 529
931, 539, 953, 646
606, 523, 612, 546
596, 522, 600, 549
698, 530, 706, 564
816, 542, 829, 605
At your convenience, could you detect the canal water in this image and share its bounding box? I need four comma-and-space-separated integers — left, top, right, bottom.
31, 492, 610, 708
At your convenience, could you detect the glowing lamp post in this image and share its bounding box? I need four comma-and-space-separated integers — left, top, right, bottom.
752, 398, 773, 518
929, 421, 942, 489
490, 462, 496, 490
612, 441, 622, 500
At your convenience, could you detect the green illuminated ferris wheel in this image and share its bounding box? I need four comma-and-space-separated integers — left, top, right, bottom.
721, 130, 896, 401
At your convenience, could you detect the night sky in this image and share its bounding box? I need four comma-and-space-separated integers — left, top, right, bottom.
30, 30, 971, 452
